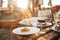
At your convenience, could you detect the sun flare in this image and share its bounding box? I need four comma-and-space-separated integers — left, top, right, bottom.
17, 0, 28, 9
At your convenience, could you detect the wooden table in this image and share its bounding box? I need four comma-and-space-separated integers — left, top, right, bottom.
0, 22, 60, 40
0, 25, 59, 40
12, 28, 58, 40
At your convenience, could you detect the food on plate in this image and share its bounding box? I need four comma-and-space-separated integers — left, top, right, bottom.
24, 20, 32, 25
21, 27, 29, 32
37, 37, 46, 40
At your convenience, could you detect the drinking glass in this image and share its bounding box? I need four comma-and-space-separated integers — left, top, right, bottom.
38, 10, 46, 18
53, 13, 60, 25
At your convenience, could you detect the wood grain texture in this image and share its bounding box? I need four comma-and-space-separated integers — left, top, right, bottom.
0, 27, 58, 40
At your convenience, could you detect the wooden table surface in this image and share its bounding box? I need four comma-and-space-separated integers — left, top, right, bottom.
0, 28, 59, 40
0, 24, 60, 40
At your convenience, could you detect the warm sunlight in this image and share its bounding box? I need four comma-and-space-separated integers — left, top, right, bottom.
2, 0, 8, 8
17, 0, 28, 9
30, 3, 32, 8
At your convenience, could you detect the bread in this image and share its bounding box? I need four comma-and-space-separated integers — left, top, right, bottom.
21, 27, 29, 32
37, 37, 46, 40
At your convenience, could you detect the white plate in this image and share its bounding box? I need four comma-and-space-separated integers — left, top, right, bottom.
35, 22, 52, 27
19, 18, 31, 25
12, 27, 40, 35
19, 17, 39, 26
19, 17, 52, 26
